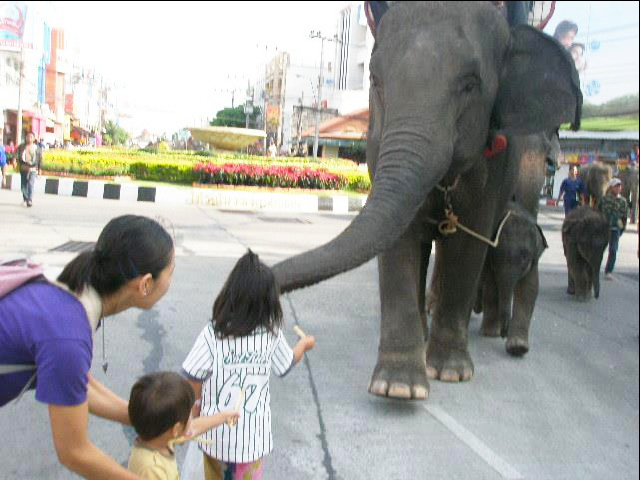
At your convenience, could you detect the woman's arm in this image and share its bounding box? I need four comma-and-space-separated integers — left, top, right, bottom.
49, 402, 139, 479
87, 374, 130, 425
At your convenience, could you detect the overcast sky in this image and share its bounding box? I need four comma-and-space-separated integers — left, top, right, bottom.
53, 1, 639, 136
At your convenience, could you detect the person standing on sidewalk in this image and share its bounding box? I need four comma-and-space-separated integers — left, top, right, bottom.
17, 132, 42, 207
557, 165, 586, 216
0, 142, 7, 189
597, 178, 628, 280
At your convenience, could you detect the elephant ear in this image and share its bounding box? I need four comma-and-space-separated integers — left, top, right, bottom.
493, 25, 582, 134
364, 1, 392, 38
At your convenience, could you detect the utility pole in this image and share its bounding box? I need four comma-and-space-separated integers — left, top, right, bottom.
310, 31, 337, 159
310, 31, 324, 159
16, 42, 25, 146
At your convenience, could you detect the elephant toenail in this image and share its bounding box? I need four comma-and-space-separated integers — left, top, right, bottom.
369, 380, 389, 397
412, 385, 429, 400
426, 366, 439, 380
440, 370, 461, 383
388, 383, 412, 399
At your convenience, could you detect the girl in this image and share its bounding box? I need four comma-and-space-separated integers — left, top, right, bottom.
0, 215, 175, 479
182, 250, 315, 480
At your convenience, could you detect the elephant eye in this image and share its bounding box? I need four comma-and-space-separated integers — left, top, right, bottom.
459, 74, 480, 94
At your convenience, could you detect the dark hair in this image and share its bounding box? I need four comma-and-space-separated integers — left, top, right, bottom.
212, 249, 283, 339
57, 215, 174, 295
129, 372, 195, 441
553, 20, 578, 40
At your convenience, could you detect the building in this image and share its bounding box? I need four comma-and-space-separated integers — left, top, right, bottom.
325, 2, 373, 115
1, 1, 53, 145
44, 27, 67, 145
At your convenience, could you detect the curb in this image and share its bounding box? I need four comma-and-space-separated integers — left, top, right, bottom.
4, 173, 558, 215
3, 173, 368, 214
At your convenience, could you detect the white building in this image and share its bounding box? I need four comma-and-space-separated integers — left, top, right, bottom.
325, 2, 373, 116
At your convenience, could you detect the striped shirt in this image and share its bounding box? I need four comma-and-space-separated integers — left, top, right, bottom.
181, 323, 294, 463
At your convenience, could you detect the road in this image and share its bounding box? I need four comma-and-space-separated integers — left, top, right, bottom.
0, 189, 638, 480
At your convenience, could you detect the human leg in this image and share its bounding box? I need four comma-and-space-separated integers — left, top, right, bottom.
203, 454, 263, 480
604, 229, 620, 275
26, 170, 36, 205
20, 169, 28, 201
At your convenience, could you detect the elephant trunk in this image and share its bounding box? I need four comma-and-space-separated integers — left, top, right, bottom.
272, 134, 450, 293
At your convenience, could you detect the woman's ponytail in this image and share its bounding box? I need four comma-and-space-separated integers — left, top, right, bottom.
57, 215, 174, 296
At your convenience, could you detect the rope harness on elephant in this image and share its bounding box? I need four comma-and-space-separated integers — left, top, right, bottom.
429, 176, 513, 248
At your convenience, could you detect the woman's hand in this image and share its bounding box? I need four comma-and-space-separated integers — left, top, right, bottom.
49, 402, 140, 479
87, 374, 130, 425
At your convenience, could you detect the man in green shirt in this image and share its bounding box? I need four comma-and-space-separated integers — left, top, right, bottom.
597, 178, 628, 280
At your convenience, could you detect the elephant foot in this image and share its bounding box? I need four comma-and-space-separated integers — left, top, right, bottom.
425, 339, 474, 383
506, 336, 529, 356
368, 349, 429, 400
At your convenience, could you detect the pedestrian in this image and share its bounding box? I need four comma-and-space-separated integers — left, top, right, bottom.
16, 131, 42, 207
597, 178, 628, 280
127, 371, 239, 480
0, 215, 175, 479
0, 142, 7, 189
268, 140, 277, 158
181, 250, 315, 480
557, 164, 586, 215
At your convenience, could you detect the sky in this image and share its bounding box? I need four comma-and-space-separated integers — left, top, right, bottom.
51, 1, 639, 136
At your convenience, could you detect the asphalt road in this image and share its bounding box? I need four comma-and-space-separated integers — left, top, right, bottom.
0, 189, 638, 480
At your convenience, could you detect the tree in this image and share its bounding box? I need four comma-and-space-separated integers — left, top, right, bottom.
582, 93, 639, 118
211, 105, 262, 128
103, 120, 129, 146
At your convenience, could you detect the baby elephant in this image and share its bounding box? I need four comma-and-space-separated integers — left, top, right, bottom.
562, 206, 610, 300
478, 203, 548, 356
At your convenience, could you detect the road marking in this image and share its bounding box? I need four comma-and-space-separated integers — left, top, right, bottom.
423, 404, 524, 480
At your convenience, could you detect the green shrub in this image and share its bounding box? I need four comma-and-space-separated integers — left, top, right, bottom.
41, 148, 370, 192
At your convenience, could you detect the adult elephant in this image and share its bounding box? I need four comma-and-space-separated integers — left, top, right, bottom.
272, 2, 581, 400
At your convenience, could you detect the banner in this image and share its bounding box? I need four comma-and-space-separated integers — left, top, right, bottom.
543, 2, 639, 103
0, 2, 27, 40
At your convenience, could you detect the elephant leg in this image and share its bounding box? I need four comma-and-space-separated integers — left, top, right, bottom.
506, 264, 539, 356
480, 266, 501, 337
369, 231, 429, 400
565, 245, 578, 295
574, 258, 591, 301
426, 235, 488, 383
496, 277, 515, 339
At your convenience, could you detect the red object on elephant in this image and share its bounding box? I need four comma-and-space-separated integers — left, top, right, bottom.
483, 133, 508, 158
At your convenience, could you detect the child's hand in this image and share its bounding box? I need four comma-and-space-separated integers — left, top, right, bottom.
303, 335, 315, 352
225, 410, 241, 427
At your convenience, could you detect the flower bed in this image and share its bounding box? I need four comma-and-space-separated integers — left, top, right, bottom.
41, 148, 371, 192
194, 162, 348, 190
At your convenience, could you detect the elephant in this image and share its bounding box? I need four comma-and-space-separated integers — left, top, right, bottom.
562, 206, 609, 301
580, 162, 611, 207
617, 164, 639, 224
476, 202, 548, 356
272, 2, 581, 400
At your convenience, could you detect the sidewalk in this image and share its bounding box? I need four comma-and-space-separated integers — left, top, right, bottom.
4, 171, 618, 218
2, 172, 368, 214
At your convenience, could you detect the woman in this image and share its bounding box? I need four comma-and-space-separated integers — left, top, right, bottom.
0, 215, 175, 479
